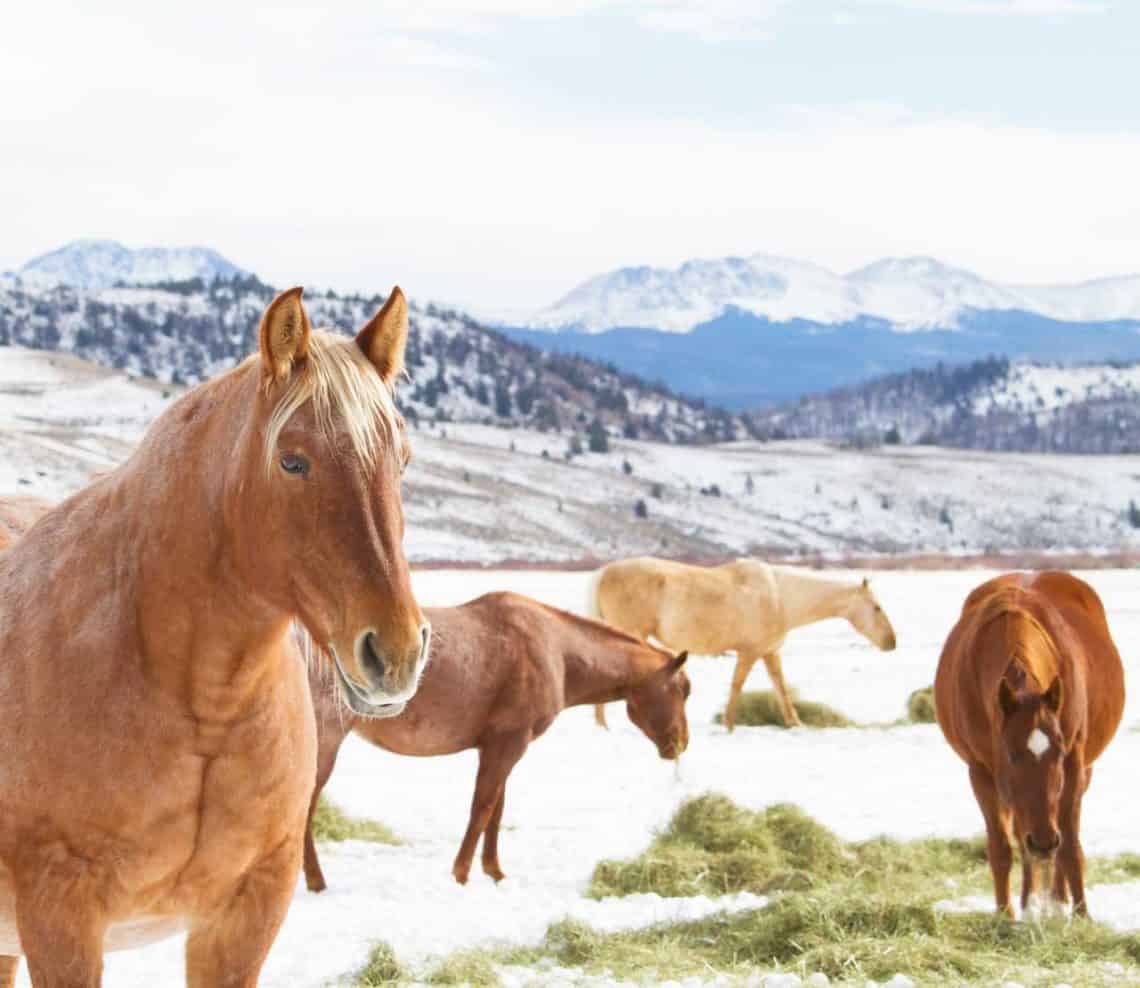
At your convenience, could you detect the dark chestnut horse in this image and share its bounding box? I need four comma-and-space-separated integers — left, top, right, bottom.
302, 591, 691, 890
934, 572, 1124, 918
0, 287, 429, 986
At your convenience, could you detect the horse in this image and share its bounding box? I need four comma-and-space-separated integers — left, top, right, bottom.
301, 590, 691, 891
0, 286, 431, 986
0, 496, 51, 551
933, 572, 1125, 919
588, 557, 896, 730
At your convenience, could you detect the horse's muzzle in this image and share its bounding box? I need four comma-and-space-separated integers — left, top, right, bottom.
1025, 829, 1061, 858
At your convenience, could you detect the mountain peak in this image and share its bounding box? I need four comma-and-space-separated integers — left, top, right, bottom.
14, 240, 249, 291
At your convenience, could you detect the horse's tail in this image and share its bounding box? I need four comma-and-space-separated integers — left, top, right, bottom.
584, 565, 605, 622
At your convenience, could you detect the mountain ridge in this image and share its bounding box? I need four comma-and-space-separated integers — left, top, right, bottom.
518, 251, 1140, 334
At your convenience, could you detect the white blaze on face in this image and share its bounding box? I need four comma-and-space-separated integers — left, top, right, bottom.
1027, 728, 1051, 760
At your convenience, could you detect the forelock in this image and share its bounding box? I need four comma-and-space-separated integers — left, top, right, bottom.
263, 330, 405, 473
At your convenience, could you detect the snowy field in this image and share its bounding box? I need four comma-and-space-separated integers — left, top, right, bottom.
38, 567, 1140, 987
4, 346, 1140, 563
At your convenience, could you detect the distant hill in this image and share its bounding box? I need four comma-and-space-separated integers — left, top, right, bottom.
10, 239, 249, 291
500, 252, 1140, 407
752, 357, 1140, 454
0, 275, 746, 445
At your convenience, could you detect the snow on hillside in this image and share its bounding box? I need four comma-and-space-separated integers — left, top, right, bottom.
755, 356, 1140, 454
524, 251, 1140, 334
973, 362, 1140, 416
0, 280, 742, 444
3, 348, 1139, 562
11, 239, 248, 290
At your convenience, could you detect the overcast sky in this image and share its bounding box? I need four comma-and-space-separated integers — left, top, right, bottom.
1, 0, 1137, 313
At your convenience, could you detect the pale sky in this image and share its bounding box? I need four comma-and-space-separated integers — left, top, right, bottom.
1, 0, 1137, 313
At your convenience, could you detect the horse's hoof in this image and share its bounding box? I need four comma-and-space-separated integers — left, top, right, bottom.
305, 876, 327, 893
483, 862, 506, 882
452, 866, 471, 886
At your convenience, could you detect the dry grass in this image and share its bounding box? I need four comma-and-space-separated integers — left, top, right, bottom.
310, 797, 401, 846
906, 686, 937, 724
713, 690, 855, 729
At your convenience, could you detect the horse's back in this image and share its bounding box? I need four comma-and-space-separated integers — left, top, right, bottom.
1024, 571, 1124, 760
936, 571, 1124, 766
0, 495, 52, 551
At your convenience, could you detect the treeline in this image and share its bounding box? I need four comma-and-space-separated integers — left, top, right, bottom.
753, 356, 1140, 453
0, 276, 749, 445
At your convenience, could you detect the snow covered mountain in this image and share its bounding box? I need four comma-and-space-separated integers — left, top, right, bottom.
10, 239, 249, 291
523, 252, 1140, 334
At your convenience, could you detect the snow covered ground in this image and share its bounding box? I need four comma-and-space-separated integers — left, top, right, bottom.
28, 568, 1140, 987
3, 346, 1140, 562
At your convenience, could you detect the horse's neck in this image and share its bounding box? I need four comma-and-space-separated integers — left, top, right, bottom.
774, 569, 856, 631
562, 624, 651, 708
123, 370, 292, 718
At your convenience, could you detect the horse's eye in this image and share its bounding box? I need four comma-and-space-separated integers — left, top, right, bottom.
280, 453, 309, 477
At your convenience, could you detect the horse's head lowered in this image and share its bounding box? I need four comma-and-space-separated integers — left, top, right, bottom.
626, 650, 691, 760
996, 666, 1066, 859
846, 578, 897, 651
235, 287, 430, 716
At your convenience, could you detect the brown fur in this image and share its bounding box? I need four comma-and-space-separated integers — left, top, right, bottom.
302, 591, 690, 890
0, 496, 51, 551
0, 287, 428, 985
590, 557, 896, 730
934, 571, 1125, 918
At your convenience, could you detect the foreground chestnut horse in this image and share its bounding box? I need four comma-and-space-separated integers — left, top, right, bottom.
934, 572, 1124, 919
302, 591, 691, 891
0, 287, 430, 986
590, 557, 896, 730
0, 496, 50, 551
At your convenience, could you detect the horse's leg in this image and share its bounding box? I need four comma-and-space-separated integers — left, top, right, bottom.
594, 704, 609, 729
481, 788, 508, 882
13, 859, 106, 987
968, 762, 1015, 918
1056, 757, 1090, 917
0, 957, 17, 988
185, 837, 300, 988
762, 650, 801, 728
723, 653, 759, 732
454, 733, 528, 886
303, 714, 353, 893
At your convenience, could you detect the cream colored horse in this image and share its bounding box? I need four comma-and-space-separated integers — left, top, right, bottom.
589, 557, 897, 730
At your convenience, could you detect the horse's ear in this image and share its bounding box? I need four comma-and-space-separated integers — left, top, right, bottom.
1043, 676, 1063, 713
862, 577, 870, 589
259, 286, 310, 384
998, 679, 1018, 718
356, 286, 408, 384
668, 650, 688, 673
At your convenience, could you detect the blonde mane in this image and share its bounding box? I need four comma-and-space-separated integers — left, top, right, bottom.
262, 329, 407, 475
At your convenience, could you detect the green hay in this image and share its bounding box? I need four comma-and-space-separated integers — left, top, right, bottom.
906, 686, 937, 724
311, 796, 401, 846
714, 690, 855, 729
352, 942, 404, 986
537, 795, 1140, 986
422, 949, 500, 986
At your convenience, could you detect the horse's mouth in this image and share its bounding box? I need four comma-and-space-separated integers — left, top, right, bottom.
329, 648, 408, 720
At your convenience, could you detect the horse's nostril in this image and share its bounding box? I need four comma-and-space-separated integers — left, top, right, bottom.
362, 632, 385, 683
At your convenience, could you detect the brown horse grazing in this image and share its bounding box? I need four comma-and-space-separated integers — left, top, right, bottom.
0, 495, 51, 550
934, 572, 1125, 919
302, 591, 691, 891
0, 286, 430, 986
